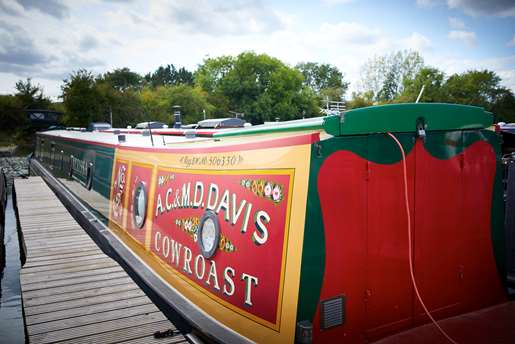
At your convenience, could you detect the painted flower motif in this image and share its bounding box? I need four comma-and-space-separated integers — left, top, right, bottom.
193, 233, 198, 242
264, 183, 272, 197
257, 180, 265, 196
272, 185, 282, 202
184, 220, 192, 232
241, 179, 246, 186
251, 180, 258, 194
245, 180, 251, 188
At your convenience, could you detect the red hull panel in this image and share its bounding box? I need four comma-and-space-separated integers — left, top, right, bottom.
314, 140, 506, 343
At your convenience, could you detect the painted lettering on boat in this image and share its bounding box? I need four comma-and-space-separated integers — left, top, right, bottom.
179, 154, 244, 168
70, 155, 88, 177
153, 230, 259, 306
151, 167, 293, 327
154, 180, 271, 245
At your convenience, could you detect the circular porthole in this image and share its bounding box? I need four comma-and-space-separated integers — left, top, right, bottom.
132, 181, 147, 229
197, 210, 220, 259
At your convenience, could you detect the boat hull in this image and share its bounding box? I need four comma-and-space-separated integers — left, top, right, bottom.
34, 117, 508, 343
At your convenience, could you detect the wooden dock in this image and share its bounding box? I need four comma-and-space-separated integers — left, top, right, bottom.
15, 177, 188, 344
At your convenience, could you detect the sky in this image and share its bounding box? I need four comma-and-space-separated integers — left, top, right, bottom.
0, 0, 514, 100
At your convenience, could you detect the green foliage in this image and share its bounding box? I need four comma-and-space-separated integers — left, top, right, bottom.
490, 90, 515, 123
145, 64, 194, 88
0, 78, 51, 141
196, 52, 319, 123
347, 91, 374, 109
296, 62, 349, 101
0, 95, 26, 131
61, 69, 105, 126
194, 56, 235, 93
101, 67, 143, 91
359, 50, 424, 102
444, 70, 515, 122
139, 85, 213, 125
397, 68, 515, 122
15, 78, 51, 109
96, 81, 146, 127
445, 70, 500, 107
3, 52, 515, 136
398, 67, 446, 103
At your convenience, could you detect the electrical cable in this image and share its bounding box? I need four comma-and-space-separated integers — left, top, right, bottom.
387, 132, 458, 344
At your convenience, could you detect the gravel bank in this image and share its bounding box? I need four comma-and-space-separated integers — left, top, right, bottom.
0, 157, 29, 192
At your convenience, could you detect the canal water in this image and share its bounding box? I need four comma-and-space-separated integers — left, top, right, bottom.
0, 194, 25, 343
0, 157, 28, 344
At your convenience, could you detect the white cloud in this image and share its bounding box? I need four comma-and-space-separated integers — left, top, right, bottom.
0, 0, 70, 19
498, 69, 515, 91
508, 35, 515, 47
447, 0, 515, 17
401, 32, 432, 52
316, 21, 383, 45
149, 0, 285, 36
0, 0, 513, 98
448, 30, 476, 46
448, 17, 466, 29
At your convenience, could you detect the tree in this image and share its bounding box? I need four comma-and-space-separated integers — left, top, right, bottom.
61, 69, 105, 126
194, 56, 235, 93
95, 81, 145, 127
295, 62, 349, 101
15, 78, 51, 109
490, 90, 515, 123
347, 91, 374, 109
194, 56, 236, 118
145, 64, 194, 88
444, 70, 515, 122
398, 67, 446, 103
0, 95, 26, 131
101, 68, 143, 92
359, 50, 424, 102
139, 85, 214, 125
196, 52, 319, 123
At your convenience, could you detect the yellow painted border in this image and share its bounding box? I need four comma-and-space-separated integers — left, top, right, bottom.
108, 143, 312, 343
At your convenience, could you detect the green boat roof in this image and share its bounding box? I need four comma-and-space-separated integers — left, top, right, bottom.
324, 103, 493, 136
213, 103, 493, 138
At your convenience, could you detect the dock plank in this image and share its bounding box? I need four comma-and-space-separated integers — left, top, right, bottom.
15, 177, 186, 344
25, 296, 150, 325
23, 282, 139, 308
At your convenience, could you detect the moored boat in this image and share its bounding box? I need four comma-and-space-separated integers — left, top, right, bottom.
33, 103, 511, 343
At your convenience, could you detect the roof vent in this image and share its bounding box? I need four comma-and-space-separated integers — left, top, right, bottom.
184, 130, 196, 139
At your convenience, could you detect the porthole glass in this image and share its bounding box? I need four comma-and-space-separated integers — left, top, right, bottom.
198, 210, 220, 258
133, 181, 147, 229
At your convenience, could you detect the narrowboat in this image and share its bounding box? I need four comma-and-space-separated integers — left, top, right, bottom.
32, 103, 511, 343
